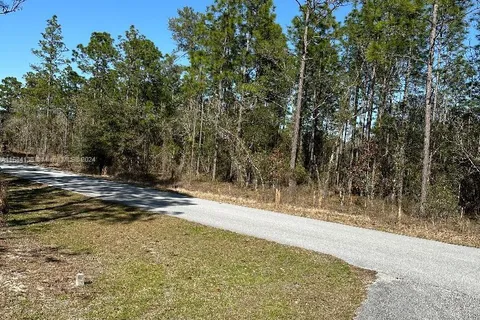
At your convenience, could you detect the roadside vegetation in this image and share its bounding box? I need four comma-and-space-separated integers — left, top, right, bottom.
0, 174, 374, 319
172, 180, 480, 248
1, 1, 479, 228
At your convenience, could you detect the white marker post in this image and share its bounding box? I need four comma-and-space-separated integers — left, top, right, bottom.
76, 273, 85, 287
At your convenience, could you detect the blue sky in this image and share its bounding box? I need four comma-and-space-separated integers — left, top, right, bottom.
0, 1, 476, 81
0, 0, 352, 81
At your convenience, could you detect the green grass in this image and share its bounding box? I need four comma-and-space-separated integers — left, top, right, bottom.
0, 175, 374, 320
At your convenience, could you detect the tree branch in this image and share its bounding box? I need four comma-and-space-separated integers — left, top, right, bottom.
0, 0, 25, 15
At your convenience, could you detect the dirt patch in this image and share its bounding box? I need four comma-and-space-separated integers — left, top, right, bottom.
0, 228, 102, 319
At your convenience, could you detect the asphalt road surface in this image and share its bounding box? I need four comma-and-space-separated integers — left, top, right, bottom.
2, 163, 480, 319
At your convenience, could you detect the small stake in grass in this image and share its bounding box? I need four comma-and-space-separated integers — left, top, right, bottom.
275, 188, 281, 206
76, 273, 85, 287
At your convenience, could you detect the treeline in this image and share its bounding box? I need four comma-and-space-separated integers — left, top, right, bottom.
1, 0, 479, 218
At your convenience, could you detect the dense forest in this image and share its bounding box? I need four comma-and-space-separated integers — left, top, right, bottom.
1, 0, 479, 219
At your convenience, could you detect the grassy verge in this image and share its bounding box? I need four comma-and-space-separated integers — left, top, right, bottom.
0, 175, 374, 320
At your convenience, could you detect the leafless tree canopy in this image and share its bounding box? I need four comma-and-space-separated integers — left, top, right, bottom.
0, 0, 25, 15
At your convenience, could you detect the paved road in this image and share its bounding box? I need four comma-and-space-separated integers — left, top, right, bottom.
2, 163, 480, 319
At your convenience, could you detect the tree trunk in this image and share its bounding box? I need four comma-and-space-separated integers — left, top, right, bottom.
235, 101, 244, 184
235, 31, 250, 185
196, 96, 204, 177
309, 88, 318, 174
336, 122, 347, 189
323, 141, 338, 202
397, 143, 405, 221
420, 1, 438, 217
366, 65, 376, 142
212, 80, 223, 182
348, 85, 360, 203
396, 55, 412, 222
289, 6, 310, 187
190, 99, 197, 174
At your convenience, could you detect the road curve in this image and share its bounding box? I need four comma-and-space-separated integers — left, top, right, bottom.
2, 163, 480, 319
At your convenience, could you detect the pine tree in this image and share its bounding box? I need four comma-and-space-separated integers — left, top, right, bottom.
73, 32, 120, 174
26, 15, 69, 155
0, 77, 22, 115
289, 0, 346, 187
116, 25, 170, 173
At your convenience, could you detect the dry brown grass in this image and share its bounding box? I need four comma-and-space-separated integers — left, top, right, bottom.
169, 180, 480, 248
